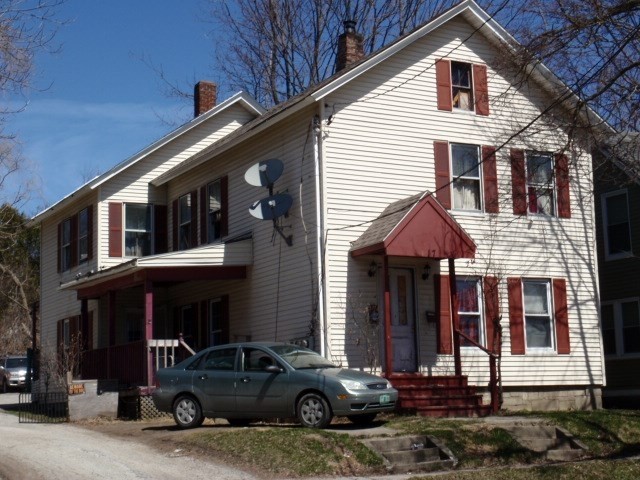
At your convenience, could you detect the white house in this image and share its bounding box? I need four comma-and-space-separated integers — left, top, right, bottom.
31, 0, 605, 415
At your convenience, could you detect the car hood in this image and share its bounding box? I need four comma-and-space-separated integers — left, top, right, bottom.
304, 368, 389, 384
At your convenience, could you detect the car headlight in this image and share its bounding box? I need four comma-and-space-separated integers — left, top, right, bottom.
339, 379, 368, 391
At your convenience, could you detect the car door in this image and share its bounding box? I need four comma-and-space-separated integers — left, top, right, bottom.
193, 346, 238, 416
235, 347, 290, 417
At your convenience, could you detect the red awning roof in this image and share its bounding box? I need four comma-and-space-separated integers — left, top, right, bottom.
350, 193, 476, 259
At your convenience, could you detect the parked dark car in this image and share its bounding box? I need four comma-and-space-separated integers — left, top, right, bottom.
152, 342, 398, 429
0, 355, 28, 393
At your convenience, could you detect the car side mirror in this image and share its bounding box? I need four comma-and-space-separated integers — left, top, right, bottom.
264, 365, 282, 374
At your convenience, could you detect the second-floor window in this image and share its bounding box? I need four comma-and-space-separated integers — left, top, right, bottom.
526, 152, 555, 216
435, 59, 489, 116
207, 180, 222, 243
451, 62, 473, 111
78, 208, 89, 263
179, 194, 192, 250
602, 190, 632, 260
451, 144, 481, 211
125, 204, 152, 257
60, 218, 72, 271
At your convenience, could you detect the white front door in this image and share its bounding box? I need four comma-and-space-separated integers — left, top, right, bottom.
389, 268, 417, 372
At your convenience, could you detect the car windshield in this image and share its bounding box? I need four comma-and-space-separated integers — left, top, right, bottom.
6, 358, 27, 369
270, 345, 336, 369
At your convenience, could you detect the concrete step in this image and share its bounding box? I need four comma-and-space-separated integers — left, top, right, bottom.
503, 424, 588, 460
362, 435, 457, 474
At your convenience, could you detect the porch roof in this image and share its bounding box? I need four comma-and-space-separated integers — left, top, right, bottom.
61, 237, 253, 299
350, 192, 476, 259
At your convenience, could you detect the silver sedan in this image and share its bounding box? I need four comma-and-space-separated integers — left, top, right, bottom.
152, 342, 397, 429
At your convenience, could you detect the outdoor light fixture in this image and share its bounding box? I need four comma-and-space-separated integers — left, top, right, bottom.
368, 261, 378, 277
421, 264, 431, 281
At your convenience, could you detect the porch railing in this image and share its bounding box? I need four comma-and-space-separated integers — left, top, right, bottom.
81, 340, 146, 386
455, 329, 501, 413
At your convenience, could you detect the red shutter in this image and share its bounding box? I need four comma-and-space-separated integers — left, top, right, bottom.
434, 141, 451, 209
434, 274, 453, 354
553, 278, 571, 354
70, 214, 78, 267
482, 146, 499, 213
190, 190, 198, 249
57, 222, 62, 272
86, 205, 94, 261
108, 203, 122, 257
221, 295, 230, 344
473, 64, 489, 116
435, 59, 452, 111
507, 277, 525, 355
555, 153, 571, 218
154, 205, 167, 254
220, 175, 229, 238
172, 199, 179, 251
483, 276, 500, 353
200, 185, 207, 245
510, 149, 527, 215
200, 300, 208, 350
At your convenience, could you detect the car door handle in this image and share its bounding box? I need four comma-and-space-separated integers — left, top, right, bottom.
240, 376, 251, 383
198, 374, 208, 380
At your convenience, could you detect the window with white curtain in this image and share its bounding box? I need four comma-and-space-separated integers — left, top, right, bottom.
456, 277, 484, 347
523, 280, 554, 349
451, 143, 481, 211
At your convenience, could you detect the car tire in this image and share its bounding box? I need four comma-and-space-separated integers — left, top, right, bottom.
172, 395, 204, 429
227, 418, 252, 427
347, 413, 377, 425
1, 379, 6, 394
297, 393, 332, 429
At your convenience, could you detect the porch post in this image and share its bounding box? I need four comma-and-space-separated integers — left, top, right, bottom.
448, 258, 462, 375
80, 298, 89, 352
383, 255, 393, 376
108, 291, 116, 379
144, 279, 154, 386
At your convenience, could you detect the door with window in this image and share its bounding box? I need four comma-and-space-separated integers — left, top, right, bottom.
389, 268, 417, 372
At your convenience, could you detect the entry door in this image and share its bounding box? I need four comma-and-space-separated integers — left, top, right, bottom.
389, 268, 417, 372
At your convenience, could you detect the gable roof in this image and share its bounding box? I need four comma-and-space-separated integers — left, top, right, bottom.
152, 0, 613, 187
29, 91, 265, 225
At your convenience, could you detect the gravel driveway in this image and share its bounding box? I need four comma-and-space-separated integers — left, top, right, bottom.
0, 393, 257, 480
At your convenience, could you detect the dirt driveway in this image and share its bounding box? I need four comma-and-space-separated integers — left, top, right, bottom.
0, 393, 259, 480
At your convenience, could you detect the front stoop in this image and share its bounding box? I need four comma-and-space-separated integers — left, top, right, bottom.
362, 435, 457, 474
389, 374, 493, 418
503, 425, 588, 461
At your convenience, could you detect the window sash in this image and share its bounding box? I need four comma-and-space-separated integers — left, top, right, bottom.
179, 195, 192, 250
124, 204, 152, 257
523, 280, 554, 350
208, 180, 222, 243
61, 219, 72, 271
451, 144, 481, 211
602, 299, 640, 357
451, 62, 473, 110
78, 208, 89, 263
456, 278, 483, 347
526, 152, 556, 216
603, 191, 632, 257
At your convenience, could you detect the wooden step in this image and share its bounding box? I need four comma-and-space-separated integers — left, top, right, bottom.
399, 394, 484, 408
388, 374, 468, 388
395, 385, 478, 398
412, 404, 493, 418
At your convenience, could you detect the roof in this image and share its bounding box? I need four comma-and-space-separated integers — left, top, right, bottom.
152, 0, 613, 187
29, 91, 265, 225
350, 192, 476, 259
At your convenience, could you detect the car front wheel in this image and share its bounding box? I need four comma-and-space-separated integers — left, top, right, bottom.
173, 395, 204, 429
297, 393, 332, 429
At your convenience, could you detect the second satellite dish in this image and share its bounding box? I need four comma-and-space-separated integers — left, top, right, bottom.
244, 158, 284, 188
249, 193, 293, 220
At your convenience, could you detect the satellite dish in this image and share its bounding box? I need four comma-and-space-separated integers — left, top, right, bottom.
244, 158, 284, 188
248, 193, 293, 220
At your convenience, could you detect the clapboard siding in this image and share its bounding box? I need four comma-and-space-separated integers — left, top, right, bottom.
320, 16, 602, 385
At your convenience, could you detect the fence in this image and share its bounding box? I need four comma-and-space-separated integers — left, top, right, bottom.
18, 391, 69, 423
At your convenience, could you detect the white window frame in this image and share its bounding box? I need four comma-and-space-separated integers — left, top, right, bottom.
601, 298, 640, 358
60, 218, 72, 272
525, 151, 556, 216
207, 179, 222, 243
456, 277, 485, 349
78, 207, 89, 264
209, 298, 223, 347
602, 189, 633, 261
451, 61, 474, 111
522, 279, 556, 352
450, 143, 483, 212
124, 203, 153, 257
179, 194, 192, 250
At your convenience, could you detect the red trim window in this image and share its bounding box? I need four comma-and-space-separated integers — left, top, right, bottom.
451, 61, 474, 111
456, 277, 484, 347
78, 207, 90, 263
178, 193, 197, 250
206, 179, 223, 243
124, 204, 152, 257
451, 144, 482, 211
526, 152, 556, 216
436, 59, 489, 116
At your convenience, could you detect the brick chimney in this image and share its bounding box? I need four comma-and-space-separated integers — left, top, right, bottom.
194, 81, 217, 117
336, 20, 364, 72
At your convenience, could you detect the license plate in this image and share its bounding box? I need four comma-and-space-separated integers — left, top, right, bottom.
379, 394, 391, 404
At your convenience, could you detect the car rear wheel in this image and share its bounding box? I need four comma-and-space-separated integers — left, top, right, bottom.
297, 393, 332, 429
347, 413, 377, 425
1, 379, 7, 394
173, 395, 204, 429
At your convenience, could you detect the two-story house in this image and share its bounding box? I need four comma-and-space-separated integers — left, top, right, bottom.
31, 0, 606, 415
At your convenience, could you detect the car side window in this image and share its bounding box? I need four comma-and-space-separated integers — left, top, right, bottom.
242, 348, 279, 372
201, 347, 237, 371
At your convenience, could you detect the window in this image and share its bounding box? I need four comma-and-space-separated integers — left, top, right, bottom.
60, 218, 72, 272
179, 194, 192, 250
457, 278, 484, 347
201, 347, 237, 371
78, 208, 89, 263
523, 280, 554, 349
209, 299, 223, 346
451, 144, 481, 211
526, 152, 555, 215
602, 299, 640, 356
451, 62, 473, 111
124, 204, 152, 257
207, 180, 222, 243
602, 190, 632, 259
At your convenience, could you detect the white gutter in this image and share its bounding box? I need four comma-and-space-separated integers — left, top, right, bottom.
314, 104, 327, 357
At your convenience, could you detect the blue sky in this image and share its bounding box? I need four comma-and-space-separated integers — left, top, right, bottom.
8, 0, 219, 215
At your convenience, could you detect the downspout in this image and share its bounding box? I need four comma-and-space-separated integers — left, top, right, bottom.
314, 105, 327, 357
